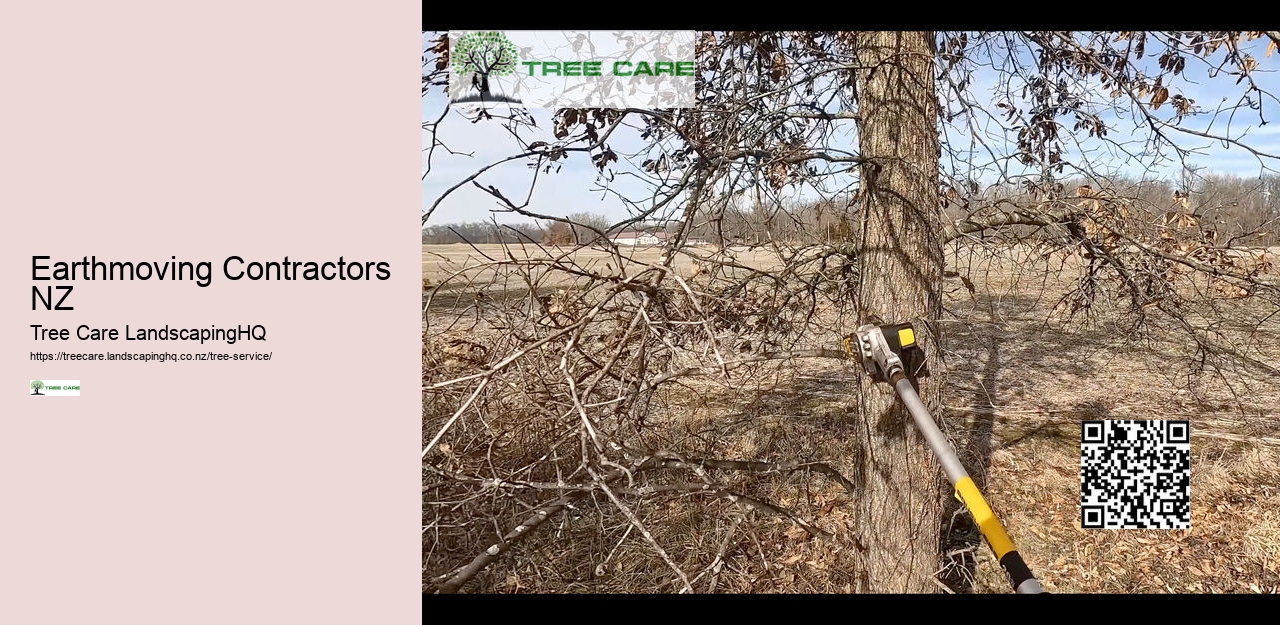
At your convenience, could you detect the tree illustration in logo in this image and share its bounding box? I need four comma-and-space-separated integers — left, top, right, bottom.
30, 380, 45, 395
451, 31, 519, 102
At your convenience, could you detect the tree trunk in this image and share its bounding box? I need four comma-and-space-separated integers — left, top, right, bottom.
849, 31, 945, 593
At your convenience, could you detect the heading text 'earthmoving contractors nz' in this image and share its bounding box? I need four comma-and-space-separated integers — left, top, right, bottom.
30, 255, 391, 311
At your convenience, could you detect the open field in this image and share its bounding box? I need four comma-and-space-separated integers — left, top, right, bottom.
425, 243, 1280, 594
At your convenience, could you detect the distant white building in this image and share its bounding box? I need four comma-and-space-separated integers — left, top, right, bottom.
611, 230, 663, 246
608, 231, 716, 247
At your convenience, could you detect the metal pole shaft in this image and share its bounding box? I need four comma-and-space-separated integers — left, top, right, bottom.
894, 378, 968, 485
892, 377, 1045, 595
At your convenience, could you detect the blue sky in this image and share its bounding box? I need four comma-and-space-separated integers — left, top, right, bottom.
423, 32, 1280, 227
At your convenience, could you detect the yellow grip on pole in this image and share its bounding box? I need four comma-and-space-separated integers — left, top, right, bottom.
954, 476, 1017, 559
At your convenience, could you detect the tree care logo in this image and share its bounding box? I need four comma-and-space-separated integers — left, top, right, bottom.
30, 380, 80, 396
446, 31, 695, 109
451, 31, 522, 105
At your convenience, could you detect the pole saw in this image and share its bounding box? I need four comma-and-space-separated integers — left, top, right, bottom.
844, 322, 1045, 595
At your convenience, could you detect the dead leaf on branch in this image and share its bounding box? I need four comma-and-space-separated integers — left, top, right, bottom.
770, 53, 787, 82
1151, 87, 1170, 110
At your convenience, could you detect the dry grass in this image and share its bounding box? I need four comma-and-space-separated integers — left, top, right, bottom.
938, 245, 1280, 594
424, 243, 1280, 594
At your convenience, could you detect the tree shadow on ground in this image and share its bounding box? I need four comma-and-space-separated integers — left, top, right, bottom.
935, 293, 1133, 591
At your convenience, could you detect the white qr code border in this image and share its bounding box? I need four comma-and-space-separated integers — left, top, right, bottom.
1080, 419, 1190, 530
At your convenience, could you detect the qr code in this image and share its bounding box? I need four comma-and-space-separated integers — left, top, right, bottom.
1080, 420, 1190, 529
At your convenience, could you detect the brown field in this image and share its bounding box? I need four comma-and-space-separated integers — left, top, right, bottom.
424, 243, 1280, 594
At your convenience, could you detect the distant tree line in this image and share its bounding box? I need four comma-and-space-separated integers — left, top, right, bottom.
424, 172, 1280, 247
423, 212, 640, 246
692, 172, 1280, 247
947, 172, 1280, 247
421, 222, 544, 244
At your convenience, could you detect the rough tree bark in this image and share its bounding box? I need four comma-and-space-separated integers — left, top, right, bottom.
849, 30, 946, 593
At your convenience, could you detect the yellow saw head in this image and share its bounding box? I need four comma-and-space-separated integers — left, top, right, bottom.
844, 322, 930, 383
